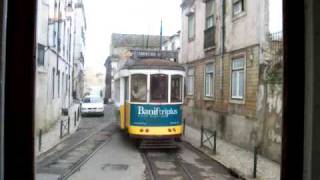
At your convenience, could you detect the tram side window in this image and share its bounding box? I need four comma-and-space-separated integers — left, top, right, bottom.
131, 74, 147, 102
171, 75, 182, 102
151, 74, 168, 102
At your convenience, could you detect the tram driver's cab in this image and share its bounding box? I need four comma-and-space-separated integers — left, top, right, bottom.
115, 58, 185, 139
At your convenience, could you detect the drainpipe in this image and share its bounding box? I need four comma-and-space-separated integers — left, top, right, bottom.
68, 16, 72, 107
220, 0, 225, 97
56, 0, 61, 76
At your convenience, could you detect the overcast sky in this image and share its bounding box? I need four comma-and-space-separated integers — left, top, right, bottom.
82, 0, 282, 75
82, 0, 181, 74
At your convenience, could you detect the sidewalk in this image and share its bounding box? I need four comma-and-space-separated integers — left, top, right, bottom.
35, 103, 81, 157
182, 125, 281, 180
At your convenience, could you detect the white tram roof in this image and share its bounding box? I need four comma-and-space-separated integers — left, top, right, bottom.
121, 58, 185, 71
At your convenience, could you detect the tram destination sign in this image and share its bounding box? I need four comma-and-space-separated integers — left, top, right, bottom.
130, 104, 182, 126
130, 49, 178, 60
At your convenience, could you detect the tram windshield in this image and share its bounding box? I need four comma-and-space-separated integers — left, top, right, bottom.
150, 74, 168, 102
131, 74, 147, 102
171, 75, 182, 102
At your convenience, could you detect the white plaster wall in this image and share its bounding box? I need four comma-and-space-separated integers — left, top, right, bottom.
224, 0, 262, 51
37, 1, 49, 45
181, 0, 206, 63
35, 0, 76, 132
181, 0, 268, 62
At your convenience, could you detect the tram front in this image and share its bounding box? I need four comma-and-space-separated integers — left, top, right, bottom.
117, 58, 185, 140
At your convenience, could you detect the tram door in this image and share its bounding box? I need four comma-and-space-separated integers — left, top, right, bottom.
124, 77, 129, 128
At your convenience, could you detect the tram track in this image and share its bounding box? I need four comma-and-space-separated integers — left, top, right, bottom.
141, 141, 241, 180
37, 122, 119, 180
141, 149, 196, 180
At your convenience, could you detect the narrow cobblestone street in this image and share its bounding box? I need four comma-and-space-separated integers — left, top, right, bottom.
36, 105, 243, 180
36, 105, 117, 180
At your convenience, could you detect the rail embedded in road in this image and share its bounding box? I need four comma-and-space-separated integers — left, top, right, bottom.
141, 142, 241, 180
37, 122, 119, 180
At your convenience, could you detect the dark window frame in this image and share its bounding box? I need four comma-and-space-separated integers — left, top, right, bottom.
171, 75, 183, 102
130, 74, 147, 103
204, 63, 214, 97
57, 70, 60, 98
231, 56, 245, 100
187, 13, 195, 41
52, 68, 55, 99
205, 0, 214, 29
186, 67, 194, 96
150, 74, 169, 103
37, 43, 45, 66
232, 0, 245, 16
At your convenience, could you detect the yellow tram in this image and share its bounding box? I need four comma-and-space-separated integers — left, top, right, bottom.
115, 57, 185, 140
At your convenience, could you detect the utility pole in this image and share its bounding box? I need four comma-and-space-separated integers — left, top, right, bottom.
160, 19, 162, 50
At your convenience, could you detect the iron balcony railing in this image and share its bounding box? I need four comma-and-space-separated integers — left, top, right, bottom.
204, 26, 215, 49
267, 31, 283, 65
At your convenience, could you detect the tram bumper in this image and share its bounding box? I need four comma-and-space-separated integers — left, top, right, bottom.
128, 125, 183, 139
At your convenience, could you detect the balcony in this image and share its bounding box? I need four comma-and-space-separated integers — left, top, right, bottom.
204, 26, 215, 49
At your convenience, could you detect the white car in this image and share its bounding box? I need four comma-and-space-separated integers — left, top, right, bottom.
81, 95, 104, 116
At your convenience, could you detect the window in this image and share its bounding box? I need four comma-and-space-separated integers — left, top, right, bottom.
205, 0, 214, 29
62, 73, 64, 96
151, 74, 168, 102
131, 74, 147, 102
171, 75, 182, 102
204, 0, 215, 48
57, 70, 60, 97
231, 57, 245, 99
37, 44, 45, 66
52, 68, 55, 99
83, 96, 103, 103
188, 14, 195, 40
187, 68, 194, 95
233, 0, 245, 16
125, 77, 129, 101
204, 63, 214, 97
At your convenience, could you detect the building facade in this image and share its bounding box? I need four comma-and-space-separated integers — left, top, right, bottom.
162, 31, 181, 62
72, 0, 86, 100
105, 33, 170, 106
180, 0, 283, 162
35, 0, 86, 133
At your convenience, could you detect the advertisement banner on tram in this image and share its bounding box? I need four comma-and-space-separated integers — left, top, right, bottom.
130, 104, 182, 126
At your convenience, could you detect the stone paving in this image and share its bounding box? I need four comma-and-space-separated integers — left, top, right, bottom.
182, 125, 281, 180
35, 104, 281, 180
35, 103, 81, 157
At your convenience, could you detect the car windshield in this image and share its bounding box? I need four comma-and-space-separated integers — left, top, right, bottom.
83, 96, 103, 103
